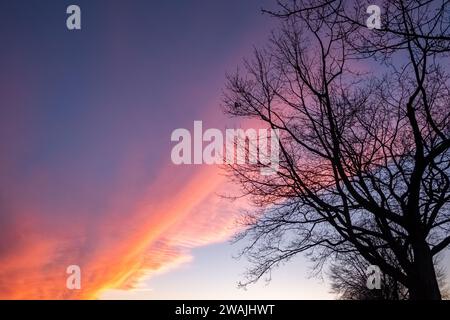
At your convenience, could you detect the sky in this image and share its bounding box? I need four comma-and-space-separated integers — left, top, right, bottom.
2, 0, 448, 301
0, 0, 335, 299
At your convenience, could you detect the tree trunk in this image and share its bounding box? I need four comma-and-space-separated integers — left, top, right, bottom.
408, 241, 442, 300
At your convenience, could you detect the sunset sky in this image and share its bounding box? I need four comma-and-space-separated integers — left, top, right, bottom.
0, 0, 335, 299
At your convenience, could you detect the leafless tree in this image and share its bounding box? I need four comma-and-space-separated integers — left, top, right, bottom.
223, 0, 450, 300
329, 252, 448, 300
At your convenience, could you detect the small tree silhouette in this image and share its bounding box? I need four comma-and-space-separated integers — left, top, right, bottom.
328, 251, 448, 300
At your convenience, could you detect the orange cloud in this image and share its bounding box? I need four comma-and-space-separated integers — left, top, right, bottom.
0, 162, 244, 299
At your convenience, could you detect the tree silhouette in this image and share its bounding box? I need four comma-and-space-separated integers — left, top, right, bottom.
328, 251, 449, 299
223, 0, 450, 300
329, 252, 407, 300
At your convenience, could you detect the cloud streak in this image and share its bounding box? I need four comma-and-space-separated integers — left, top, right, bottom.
0, 158, 244, 299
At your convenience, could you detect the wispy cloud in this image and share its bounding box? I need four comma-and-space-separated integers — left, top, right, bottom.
0, 162, 243, 299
